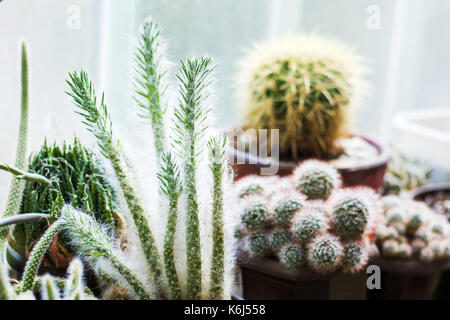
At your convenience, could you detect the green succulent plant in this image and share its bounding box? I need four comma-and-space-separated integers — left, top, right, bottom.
278, 243, 304, 268
307, 234, 343, 274
6, 139, 121, 273
331, 196, 369, 241
248, 231, 270, 257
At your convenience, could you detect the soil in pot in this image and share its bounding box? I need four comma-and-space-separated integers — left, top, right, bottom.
230, 133, 388, 191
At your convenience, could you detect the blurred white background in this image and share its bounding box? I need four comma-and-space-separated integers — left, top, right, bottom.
1, 0, 449, 200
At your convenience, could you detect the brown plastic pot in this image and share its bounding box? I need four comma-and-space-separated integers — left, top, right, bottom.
237, 251, 367, 300
408, 183, 450, 300
229, 134, 388, 192
367, 257, 450, 300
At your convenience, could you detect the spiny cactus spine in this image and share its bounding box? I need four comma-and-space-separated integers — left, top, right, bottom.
0, 42, 29, 248
269, 228, 291, 252
208, 136, 227, 300
342, 242, 367, 273
64, 258, 84, 300
291, 210, 326, 244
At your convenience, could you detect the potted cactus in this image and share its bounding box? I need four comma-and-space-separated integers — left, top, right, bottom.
369, 195, 450, 300
234, 160, 381, 299
0, 18, 237, 300
232, 34, 388, 191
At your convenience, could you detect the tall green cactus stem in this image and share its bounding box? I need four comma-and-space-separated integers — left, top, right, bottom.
174, 57, 213, 299
1, 42, 29, 247
21, 219, 63, 292
0, 259, 14, 300
64, 258, 84, 300
135, 19, 167, 156
208, 136, 226, 300
66, 71, 164, 293
41, 275, 60, 300
157, 153, 182, 299
59, 205, 151, 300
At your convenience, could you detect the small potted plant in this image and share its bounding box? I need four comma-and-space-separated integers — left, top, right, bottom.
369, 195, 450, 300
234, 160, 381, 299
0, 18, 237, 300
231, 33, 388, 191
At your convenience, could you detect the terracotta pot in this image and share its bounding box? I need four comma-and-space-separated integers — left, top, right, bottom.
237, 251, 367, 300
367, 257, 450, 300
407, 183, 450, 299
229, 134, 388, 192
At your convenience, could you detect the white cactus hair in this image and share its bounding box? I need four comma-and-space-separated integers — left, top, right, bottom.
307, 233, 344, 274
236, 32, 371, 126
342, 241, 369, 274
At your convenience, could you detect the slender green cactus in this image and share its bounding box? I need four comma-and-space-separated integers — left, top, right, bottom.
0, 42, 29, 248
66, 71, 164, 293
41, 275, 60, 300
135, 19, 167, 156
64, 258, 84, 300
157, 152, 182, 299
20, 219, 63, 292
208, 136, 227, 300
0, 257, 14, 300
173, 57, 213, 299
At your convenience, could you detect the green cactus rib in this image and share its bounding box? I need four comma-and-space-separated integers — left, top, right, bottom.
174, 57, 213, 299
1, 42, 29, 246
41, 275, 60, 300
21, 219, 63, 292
66, 71, 164, 292
32, 275, 93, 296
158, 153, 182, 299
208, 137, 226, 300
135, 19, 167, 156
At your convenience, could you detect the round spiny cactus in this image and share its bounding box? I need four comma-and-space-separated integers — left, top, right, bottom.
240, 202, 270, 231
269, 228, 291, 252
382, 239, 399, 258
237, 33, 369, 160
329, 191, 369, 241
272, 198, 302, 228
238, 183, 264, 199
342, 242, 368, 273
293, 160, 341, 200
307, 234, 343, 274
279, 243, 304, 268
290, 210, 327, 244
248, 231, 271, 257
7, 139, 121, 272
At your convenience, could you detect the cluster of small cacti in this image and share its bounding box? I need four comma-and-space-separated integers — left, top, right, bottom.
236, 33, 369, 160
235, 159, 380, 274
0, 18, 236, 300
383, 149, 430, 195
376, 196, 450, 262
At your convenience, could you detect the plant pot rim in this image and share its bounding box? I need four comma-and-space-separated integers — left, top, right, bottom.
369, 256, 450, 274
229, 132, 389, 173
407, 183, 450, 200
